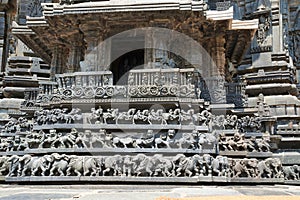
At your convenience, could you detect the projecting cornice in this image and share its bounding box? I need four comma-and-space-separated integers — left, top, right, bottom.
42, 0, 208, 15
11, 1, 259, 67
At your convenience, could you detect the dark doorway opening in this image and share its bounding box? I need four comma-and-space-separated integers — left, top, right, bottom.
110, 49, 145, 84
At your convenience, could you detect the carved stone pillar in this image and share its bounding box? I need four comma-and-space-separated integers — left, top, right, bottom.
80, 21, 105, 71
0, 2, 15, 72
66, 34, 84, 73
144, 28, 154, 69
0, 12, 6, 72
153, 30, 170, 68
209, 36, 226, 77
215, 36, 226, 76
50, 44, 68, 81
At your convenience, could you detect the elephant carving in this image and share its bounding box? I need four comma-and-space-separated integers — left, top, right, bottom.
66, 156, 101, 176
0, 156, 9, 176
174, 154, 202, 177
283, 165, 300, 180
211, 156, 229, 177
257, 158, 282, 178
48, 153, 69, 176
145, 154, 174, 177
102, 155, 123, 176
18, 155, 52, 176
7, 155, 19, 177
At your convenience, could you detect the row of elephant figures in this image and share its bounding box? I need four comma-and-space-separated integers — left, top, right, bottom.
31, 107, 261, 133
5, 154, 227, 178
0, 154, 286, 180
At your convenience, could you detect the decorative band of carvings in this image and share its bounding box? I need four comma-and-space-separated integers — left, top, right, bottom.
250, 45, 272, 53
37, 86, 196, 104
1, 127, 217, 152
37, 97, 202, 106
2, 154, 284, 181
32, 108, 260, 133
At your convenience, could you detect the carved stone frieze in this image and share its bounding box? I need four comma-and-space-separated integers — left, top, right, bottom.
283, 165, 300, 180
219, 132, 271, 152
6, 153, 228, 178
3, 154, 285, 182
229, 157, 283, 179
1, 0, 299, 186
1, 117, 33, 133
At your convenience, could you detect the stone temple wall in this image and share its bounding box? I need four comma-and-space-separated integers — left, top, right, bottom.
0, 0, 298, 185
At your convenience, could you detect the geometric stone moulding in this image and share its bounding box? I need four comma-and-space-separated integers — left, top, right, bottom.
0, 0, 298, 185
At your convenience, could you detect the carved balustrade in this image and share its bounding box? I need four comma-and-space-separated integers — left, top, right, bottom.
207, 0, 232, 11
128, 68, 197, 98
34, 68, 210, 103
277, 124, 300, 135
56, 71, 114, 98
225, 82, 247, 107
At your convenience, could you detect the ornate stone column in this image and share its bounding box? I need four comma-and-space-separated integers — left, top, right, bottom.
152, 29, 170, 68
50, 44, 68, 81
206, 35, 226, 77
144, 28, 154, 69
66, 33, 84, 73
80, 21, 105, 71
0, 1, 15, 72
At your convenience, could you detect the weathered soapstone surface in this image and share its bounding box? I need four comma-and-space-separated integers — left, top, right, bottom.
0, 0, 297, 185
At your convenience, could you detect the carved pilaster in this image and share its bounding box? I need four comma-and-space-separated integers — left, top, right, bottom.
144, 28, 154, 68
290, 7, 300, 68
66, 33, 84, 73
0, 0, 16, 72
152, 29, 170, 67
79, 19, 106, 71
50, 44, 68, 80
209, 36, 226, 77
216, 36, 226, 76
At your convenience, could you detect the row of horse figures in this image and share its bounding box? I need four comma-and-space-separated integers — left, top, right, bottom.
34, 108, 82, 125
87, 108, 255, 131
1, 117, 32, 133
87, 108, 212, 125
6, 128, 217, 150
5, 154, 229, 178
31, 107, 261, 133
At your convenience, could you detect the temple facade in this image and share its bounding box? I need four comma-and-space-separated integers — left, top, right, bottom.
0, 0, 299, 184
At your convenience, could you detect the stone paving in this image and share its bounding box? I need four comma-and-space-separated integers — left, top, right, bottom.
0, 184, 299, 200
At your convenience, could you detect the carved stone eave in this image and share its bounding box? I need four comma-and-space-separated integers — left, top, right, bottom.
12, 22, 52, 64
12, 3, 259, 75
205, 6, 234, 21
246, 83, 298, 96
206, 7, 258, 67
231, 20, 259, 30
42, 0, 207, 16
229, 20, 258, 64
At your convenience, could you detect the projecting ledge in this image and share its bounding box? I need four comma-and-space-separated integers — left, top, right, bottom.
231, 19, 259, 30
11, 22, 35, 35
205, 6, 233, 21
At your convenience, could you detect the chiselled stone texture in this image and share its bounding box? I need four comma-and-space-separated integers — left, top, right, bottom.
0, 0, 298, 185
